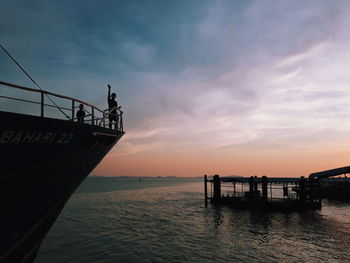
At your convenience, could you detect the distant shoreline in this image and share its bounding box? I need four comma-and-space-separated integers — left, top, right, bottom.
89, 175, 203, 180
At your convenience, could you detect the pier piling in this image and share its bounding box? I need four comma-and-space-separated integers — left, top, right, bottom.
213, 174, 221, 201
262, 176, 268, 202
249, 176, 254, 199
204, 175, 208, 207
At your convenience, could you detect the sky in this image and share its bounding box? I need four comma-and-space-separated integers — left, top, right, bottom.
2, 0, 350, 177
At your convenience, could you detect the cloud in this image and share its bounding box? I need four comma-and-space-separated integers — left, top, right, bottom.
3, 0, 350, 176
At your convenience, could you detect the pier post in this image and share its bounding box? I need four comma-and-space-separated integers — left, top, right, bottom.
249, 176, 254, 199
262, 176, 268, 202
283, 184, 288, 198
299, 176, 306, 202
204, 175, 208, 207
254, 176, 258, 198
213, 174, 221, 201
233, 181, 236, 197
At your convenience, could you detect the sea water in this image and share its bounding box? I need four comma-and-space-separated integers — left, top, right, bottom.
37, 177, 350, 263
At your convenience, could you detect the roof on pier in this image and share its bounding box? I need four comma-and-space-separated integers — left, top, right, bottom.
219, 177, 303, 183
309, 166, 350, 179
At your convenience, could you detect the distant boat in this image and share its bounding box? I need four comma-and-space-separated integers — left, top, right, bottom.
0, 80, 125, 263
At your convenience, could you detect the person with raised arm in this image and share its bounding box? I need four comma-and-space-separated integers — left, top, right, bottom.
107, 84, 119, 129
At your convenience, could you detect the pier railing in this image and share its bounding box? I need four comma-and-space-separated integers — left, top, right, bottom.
0, 80, 123, 131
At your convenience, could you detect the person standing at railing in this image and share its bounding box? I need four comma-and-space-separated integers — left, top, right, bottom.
107, 84, 118, 129
76, 104, 85, 123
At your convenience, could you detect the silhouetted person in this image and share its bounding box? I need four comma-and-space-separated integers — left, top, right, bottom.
107, 84, 118, 129
76, 104, 85, 123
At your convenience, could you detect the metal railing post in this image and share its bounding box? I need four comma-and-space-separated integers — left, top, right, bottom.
41, 92, 44, 117
120, 114, 123, 131
71, 100, 75, 121
103, 112, 106, 128
91, 107, 94, 125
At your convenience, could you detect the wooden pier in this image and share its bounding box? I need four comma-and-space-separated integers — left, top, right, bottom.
204, 174, 322, 211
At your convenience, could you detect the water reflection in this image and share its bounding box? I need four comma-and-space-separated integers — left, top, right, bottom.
206, 202, 350, 262
37, 180, 350, 263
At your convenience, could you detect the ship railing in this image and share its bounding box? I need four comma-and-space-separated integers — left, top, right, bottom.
75, 107, 123, 131
0, 80, 124, 131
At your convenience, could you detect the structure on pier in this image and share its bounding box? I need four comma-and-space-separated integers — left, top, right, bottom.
204, 166, 350, 210
204, 174, 321, 211
309, 166, 350, 201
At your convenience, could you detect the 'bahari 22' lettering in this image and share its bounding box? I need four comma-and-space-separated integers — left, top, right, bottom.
0, 130, 74, 144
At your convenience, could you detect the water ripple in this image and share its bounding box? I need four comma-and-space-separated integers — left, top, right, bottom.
37, 179, 350, 263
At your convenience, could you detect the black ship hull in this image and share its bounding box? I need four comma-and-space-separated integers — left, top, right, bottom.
0, 111, 124, 262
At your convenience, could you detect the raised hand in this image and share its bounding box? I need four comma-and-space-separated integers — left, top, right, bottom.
108, 84, 111, 89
